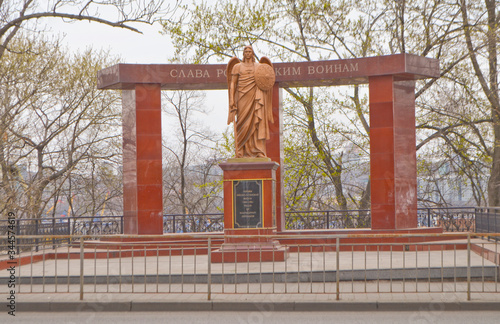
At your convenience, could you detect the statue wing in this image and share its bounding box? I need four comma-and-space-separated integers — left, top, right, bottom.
258, 56, 275, 124
227, 56, 240, 124
227, 56, 240, 89
259, 56, 273, 68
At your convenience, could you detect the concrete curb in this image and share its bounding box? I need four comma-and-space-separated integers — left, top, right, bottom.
16, 301, 500, 312
3, 266, 497, 285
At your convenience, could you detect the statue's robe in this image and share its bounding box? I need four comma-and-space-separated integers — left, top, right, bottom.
232, 62, 273, 158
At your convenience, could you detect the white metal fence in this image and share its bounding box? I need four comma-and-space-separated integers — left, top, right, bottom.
1, 233, 499, 301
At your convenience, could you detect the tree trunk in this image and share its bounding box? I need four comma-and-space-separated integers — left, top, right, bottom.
461, 0, 500, 206
485, 0, 500, 206
488, 117, 500, 206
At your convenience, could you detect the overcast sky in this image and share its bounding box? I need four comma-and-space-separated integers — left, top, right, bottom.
44, 17, 229, 137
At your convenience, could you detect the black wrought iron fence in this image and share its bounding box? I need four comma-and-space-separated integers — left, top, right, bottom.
1, 207, 489, 247
0, 216, 123, 253
475, 207, 500, 240
163, 213, 224, 233
417, 207, 476, 232
71, 217, 122, 236
161, 207, 477, 232
284, 210, 371, 229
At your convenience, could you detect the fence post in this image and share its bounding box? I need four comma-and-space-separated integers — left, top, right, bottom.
336, 237, 340, 301
52, 217, 56, 249
495, 209, 498, 234
487, 209, 490, 234
467, 232, 471, 301
207, 237, 212, 301
35, 218, 39, 252
80, 239, 84, 300
67, 218, 71, 244
474, 208, 478, 233
326, 211, 330, 229
427, 208, 431, 227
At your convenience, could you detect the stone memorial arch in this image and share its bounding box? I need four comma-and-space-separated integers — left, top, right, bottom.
97, 54, 439, 235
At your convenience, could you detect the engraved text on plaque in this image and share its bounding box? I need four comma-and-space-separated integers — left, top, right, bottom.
233, 180, 263, 228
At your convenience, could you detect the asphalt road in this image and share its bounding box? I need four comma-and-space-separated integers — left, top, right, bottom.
7, 311, 500, 324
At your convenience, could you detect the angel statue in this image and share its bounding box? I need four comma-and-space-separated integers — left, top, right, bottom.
227, 45, 275, 158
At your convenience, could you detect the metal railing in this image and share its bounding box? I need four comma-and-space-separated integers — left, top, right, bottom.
0, 216, 123, 236
161, 207, 478, 232
0, 216, 123, 253
417, 207, 476, 232
285, 209, 371, 229
0, 207, 489, 245
1, 233, 498, 301
163, 213, 224, 233
476, 207, 500, 240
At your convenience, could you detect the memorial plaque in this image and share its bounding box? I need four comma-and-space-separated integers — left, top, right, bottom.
233, 180, 262, 228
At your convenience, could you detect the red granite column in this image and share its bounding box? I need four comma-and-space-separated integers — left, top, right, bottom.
266, 84, 285, 232
122, 84, 163, 234
369, 76, 418, 230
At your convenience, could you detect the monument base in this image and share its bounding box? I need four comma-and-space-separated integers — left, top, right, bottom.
212, 228, 288, 263
214, 159, 286, 262
219, 159, 279, 229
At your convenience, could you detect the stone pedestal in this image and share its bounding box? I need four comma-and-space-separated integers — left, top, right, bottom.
212, 159, 288, 262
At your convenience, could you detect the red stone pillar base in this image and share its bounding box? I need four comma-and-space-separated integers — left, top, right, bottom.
213, 159, 288, 262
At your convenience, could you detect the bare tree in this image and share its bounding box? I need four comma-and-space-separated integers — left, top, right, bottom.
162, 0, 499, 211
162, 90, 222, 231
0, 35, 121, 219
0, 0, 172, 60
459, 0, 500, 206
0, 1, 179, 219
